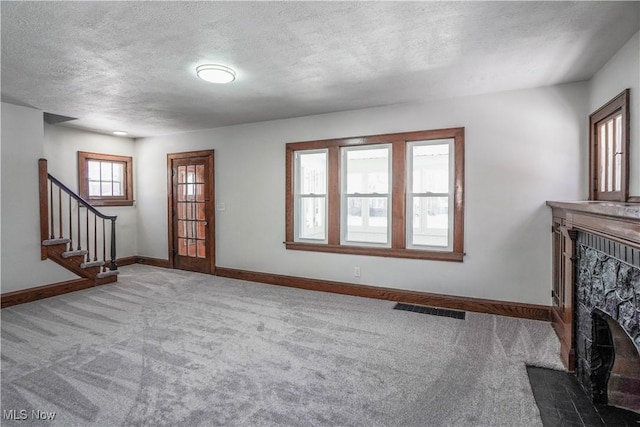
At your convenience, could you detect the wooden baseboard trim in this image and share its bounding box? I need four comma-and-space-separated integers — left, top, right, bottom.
3, 260, 550, 321
108, 256, 161, 268
136, 256, 171, 268
115, 256, 138, 267
215, 267, 551, 321
1, 278, 94, 308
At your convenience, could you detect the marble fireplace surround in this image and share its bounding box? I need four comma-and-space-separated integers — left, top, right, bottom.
547, 201, 640, 413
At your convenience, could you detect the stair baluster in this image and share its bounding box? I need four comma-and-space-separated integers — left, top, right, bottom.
110, 218, 117, 271
85, 207, 89, 263
77, 201, 81, 251
57, 187, 62, 239
102, 219, 106, 272
49, 181, 54, 239
68, 196, 73, 251
93, 214, 98, 262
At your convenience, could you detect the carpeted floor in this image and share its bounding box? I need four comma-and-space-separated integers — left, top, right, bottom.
1, 264, 563, 426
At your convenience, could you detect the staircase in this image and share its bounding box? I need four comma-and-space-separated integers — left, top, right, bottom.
39, 159, 119, 285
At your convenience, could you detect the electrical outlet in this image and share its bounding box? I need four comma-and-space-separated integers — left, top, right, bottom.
354, 267, 361, 277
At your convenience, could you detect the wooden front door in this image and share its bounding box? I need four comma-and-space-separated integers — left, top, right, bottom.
168, 151, 215, 274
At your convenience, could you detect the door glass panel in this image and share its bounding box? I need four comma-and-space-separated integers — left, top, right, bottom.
178, 166, 205, 259
178, 184, 187, 201
186, 172, 195, 196
196, 203, 205, 220
197, 222, 206, 239
178, 238, 187, 255
196, 184, 205, 201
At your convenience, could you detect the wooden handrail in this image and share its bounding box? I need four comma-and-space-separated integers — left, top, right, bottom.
47, 173, 117, 220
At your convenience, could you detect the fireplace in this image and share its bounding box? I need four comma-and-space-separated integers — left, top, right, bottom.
575, 232, 640, 413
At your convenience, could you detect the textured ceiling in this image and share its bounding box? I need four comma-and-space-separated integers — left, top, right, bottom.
2, 1, 639, 138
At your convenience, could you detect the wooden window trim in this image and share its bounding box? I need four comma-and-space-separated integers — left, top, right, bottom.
589, 89, 630, 202
78, 151, 134, 206
285, 127, 465, 262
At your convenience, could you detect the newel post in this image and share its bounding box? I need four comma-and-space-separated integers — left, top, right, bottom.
38, 158, 49, 260
110, 218, 118, 270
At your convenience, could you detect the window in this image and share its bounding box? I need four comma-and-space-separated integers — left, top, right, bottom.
78, 151, 133, 206
589, 89, 630, 201
342, 145, 391, 246
286, 128, 465, 261
407, 140, 454, 251
294, 149, 328, 242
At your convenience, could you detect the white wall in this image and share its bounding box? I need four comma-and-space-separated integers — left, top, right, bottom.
136, 82, 587, 305
43, 125, 138, 258
589, 30, 640, 197
1, 103, 77, 292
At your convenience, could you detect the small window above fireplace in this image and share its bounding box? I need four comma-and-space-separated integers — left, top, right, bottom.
589, 89, 630, 202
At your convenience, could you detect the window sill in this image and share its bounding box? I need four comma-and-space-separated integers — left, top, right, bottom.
284, 241, 464, 262
86, 199, 134, 207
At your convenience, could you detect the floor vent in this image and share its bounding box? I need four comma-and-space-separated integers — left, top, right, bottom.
393, 303, 466, 320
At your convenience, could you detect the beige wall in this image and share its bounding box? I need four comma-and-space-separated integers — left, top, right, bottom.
135, 82, 587, 306
1, 103, 76, 292
588, 31, 640, 197
43, 124, 138, 259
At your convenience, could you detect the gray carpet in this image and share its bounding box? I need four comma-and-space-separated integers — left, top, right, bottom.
1, 264, 563, 426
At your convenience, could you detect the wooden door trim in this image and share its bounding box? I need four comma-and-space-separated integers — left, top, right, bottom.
167, 150, 215, 274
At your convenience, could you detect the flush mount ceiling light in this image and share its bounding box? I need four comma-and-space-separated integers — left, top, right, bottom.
113, 131, 128, 136
196, 64, 236, 84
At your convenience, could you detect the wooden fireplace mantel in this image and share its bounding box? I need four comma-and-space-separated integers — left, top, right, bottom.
547, 201, 640, 247
546, 200, 640, 370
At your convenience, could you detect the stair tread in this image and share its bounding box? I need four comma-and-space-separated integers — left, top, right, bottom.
62, 250, 88, 258
42, 238, 70, 246
96, 270, 119, 279
80, 260, 105, 268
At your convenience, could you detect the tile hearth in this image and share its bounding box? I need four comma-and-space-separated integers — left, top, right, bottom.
527, 366, 640, 427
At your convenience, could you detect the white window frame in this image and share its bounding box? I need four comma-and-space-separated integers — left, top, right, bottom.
294, 148, 328, 243
340, 144, 392, 248
406, 139, 455, 251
